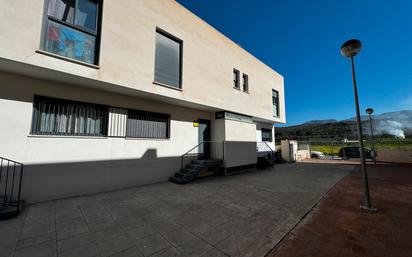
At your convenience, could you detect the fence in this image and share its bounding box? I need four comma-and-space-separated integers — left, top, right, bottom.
291, 137, 411, 160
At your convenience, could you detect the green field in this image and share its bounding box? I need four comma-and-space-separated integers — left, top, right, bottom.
308, 138, 412, 155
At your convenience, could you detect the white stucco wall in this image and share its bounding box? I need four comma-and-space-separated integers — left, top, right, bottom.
0, 0, 285, 124
0, 72, 212, 202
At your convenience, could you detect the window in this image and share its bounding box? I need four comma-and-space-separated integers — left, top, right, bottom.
233, 69, 240, 89
126, 110, 170, 139
154, 29, 183, 89
41, 0, 101, 65
261, 128, 273, 142
242, 73, 249, 92
31, 96, 108, 136
272, 89, 280, 117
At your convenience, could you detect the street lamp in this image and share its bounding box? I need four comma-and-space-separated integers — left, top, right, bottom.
366, 108, 377, 164
340, 39, 378, 212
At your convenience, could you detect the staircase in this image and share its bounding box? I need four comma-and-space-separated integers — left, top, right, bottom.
170, 141, 224, 184
170, 159, 222, 184
0, 157, 24, 220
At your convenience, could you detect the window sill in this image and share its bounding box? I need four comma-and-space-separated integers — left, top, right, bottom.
28, 134, 107, 139
36, 50, 100, 69
153, 81, 182, 91
125, 137, 170, 141
233, 87, 241, 91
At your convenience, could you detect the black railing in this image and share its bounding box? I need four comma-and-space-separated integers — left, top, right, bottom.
257, 141, 275, 160
181, 141, 224, 169
0, 157, 24, 215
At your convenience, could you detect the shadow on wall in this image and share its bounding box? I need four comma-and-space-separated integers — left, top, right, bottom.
0, 71, 209, 123
20, 149, 181, 204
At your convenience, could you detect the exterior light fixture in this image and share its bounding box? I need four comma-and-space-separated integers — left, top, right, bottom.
340, 39, 377, 212
366, 108, 377, 164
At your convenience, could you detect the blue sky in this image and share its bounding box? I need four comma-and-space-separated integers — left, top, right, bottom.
177, 0, 412, 126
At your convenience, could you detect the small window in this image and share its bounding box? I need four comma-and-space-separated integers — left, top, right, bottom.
154, 29, 183, 89
272, 89, 280, 117
126, 110, 170, 139
233, 69, 240, 89
261, 128, 273, 142
31, 96, 108, 136
242, 74, 249, 92
41, 0, 101, 65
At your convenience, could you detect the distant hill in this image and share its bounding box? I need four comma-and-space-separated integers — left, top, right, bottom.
276, 110, 412, 140
304, 119, 338, 125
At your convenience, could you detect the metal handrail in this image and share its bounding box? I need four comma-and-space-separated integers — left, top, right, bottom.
257, 141, 275, 161
1, 157, 24, 212
181, 141, 224, 169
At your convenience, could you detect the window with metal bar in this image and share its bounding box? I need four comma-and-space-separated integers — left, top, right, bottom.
41, 0, 101, 64
31, 95, 108, 136
261, 128, 273, 142
126, 110, 170, 139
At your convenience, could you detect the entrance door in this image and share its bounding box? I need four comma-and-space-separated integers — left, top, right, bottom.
198, 119, 211, 159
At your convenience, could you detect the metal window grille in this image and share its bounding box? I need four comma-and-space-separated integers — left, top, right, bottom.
108, 107, 127, 137
262, 128, 273, 142
31, 96, 108, 136
126, 110, 170, 139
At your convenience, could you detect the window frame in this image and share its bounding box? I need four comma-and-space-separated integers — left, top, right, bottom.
242, 73, 249, 93
153, 27, 184, 90
126, 109, 171, 139
233, 69, 240, 90
30, 95, 109, 137
272, 89, 280, 117
261, 128, 273, 142
40, 0, 103, 66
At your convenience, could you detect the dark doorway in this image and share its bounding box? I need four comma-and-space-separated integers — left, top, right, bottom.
198, 119, 211, 159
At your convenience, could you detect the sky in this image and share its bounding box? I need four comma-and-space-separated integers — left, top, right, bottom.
176, 0, 412, 126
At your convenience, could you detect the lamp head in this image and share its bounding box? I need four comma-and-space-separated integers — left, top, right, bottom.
366, 108, 374, 115
340, 39, 362, 58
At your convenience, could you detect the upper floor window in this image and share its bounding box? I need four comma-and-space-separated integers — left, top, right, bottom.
154, 29, 183, 89
272, 89, 280, 117
41, 0, 101, 65
233, 69, 240, 89
242, 73, 249, 92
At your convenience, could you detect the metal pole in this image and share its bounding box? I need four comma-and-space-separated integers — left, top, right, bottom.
350, 56, 377, 212
368, 114, 376, 164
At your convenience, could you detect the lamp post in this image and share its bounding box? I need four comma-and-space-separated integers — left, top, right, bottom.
366, 108, 377, 164
340, 39, 378, 212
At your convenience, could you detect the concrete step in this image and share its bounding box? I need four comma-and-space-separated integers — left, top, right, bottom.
0, 202, 21, 220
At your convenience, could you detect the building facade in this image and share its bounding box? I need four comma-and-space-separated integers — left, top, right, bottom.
0, 0, 285, 203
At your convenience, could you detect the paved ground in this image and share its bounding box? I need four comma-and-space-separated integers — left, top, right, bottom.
268, 162, 412, 257
0, 163, 352, 257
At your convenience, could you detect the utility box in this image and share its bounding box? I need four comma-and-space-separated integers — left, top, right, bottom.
281, 140, 298, 162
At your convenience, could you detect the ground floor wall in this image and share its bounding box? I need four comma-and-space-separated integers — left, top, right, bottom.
0, 72, 212, 203
0, 72, 279, 203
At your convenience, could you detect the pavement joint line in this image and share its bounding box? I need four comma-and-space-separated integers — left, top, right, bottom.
53, 200, 59, 257
263, 167, 354, 257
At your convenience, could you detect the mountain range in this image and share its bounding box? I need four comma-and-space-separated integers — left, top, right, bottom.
276, 110, 412, 140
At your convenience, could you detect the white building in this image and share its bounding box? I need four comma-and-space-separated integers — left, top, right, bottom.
0, 0, 285, 203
